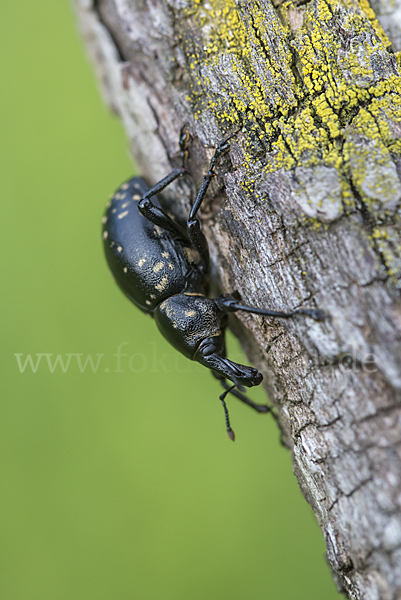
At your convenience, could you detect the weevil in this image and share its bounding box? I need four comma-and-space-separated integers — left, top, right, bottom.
102, 127, 325, 440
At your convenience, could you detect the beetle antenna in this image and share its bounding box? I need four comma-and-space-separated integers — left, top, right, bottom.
219, 387, 236, 441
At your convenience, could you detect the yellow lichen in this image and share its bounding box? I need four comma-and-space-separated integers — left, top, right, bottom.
180, 0, 401, 221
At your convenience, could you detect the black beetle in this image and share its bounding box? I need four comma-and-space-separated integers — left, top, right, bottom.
102, 127, 325, 440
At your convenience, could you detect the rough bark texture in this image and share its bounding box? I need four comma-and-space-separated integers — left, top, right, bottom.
73, 0, 401, 597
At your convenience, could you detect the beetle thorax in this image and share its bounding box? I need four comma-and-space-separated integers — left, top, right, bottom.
154, 294, 222, 360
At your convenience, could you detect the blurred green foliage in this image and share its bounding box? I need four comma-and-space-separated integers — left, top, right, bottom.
0, 1, 340, 598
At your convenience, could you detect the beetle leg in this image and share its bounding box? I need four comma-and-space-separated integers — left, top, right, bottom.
186, 133, 234, 272
137, 170, 190, 242
179, 123, 191, 167
186, 217, 210, 273
212, 372, 271, 413
137, 127, 192, 241
216, 293, 327, 321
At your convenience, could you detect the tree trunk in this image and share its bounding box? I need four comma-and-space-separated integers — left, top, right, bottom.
72, 0, 401, 597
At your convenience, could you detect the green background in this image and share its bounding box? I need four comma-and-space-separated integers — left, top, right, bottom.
0, 1, 340, 598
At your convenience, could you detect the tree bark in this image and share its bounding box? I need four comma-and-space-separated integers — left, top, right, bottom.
72, 0, 401, 597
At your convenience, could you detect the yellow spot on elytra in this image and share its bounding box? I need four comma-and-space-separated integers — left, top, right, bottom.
102, 216, 107, 224
185, 310, 196, 317
162, 252, 170, 258
122, 202, 129, 209
117, 246, 123, 253
103, 231, 108, 240
150, 294, 156, 299
145, 300, 151, 305
112, 208, 117, 213
118, 211, 129, 219
123, 267, 128, 273
153, 262, 165, 273
138, 258, 146, 267
155, 276, 168, 292
121, 183, 129, 190
168, 263, 174, 270
133, 194, 141, 200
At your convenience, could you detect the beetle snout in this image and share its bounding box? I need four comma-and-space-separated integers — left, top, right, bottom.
236, 366, 263, 387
